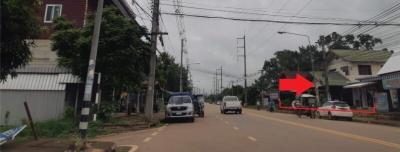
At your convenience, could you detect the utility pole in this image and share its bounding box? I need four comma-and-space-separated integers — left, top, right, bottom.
215, 69, 219, 94
237, 35, 247, 105
217, 66, 223, 90
180, 39, 184, 92
321, 39, 331, 102
79, 0, 104, 139
144, 0, 160, 121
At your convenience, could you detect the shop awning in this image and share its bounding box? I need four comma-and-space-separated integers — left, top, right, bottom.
344, 82, 375, 88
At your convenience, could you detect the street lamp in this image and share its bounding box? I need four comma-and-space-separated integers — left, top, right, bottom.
277, 31, 319, 104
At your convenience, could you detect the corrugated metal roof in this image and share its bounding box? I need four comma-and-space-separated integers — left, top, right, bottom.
0, 73, 80, 91
313, 71, 350, 86
15, 63, 71, 74
331, 49, 392, 63
378, 51, 400, 75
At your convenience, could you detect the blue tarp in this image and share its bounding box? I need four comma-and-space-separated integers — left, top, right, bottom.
0, 125, 27, 145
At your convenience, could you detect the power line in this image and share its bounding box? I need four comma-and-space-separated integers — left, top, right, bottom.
159, 3, 360, 22
342, 1, 400, 35
161, 12, 400, 26
135, 2, 153, 19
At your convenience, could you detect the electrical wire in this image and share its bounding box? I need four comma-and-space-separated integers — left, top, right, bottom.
159, 3, 360, 22
161, 12, 400, 26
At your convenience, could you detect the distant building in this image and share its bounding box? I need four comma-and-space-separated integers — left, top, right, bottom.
327, 49, 392, 110
328, 49, 392, 82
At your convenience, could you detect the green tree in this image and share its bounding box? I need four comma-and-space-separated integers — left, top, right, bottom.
1, 0, 40, 81
317, 32, 382, 50
156, 52, 190, 92
51, 6, 151, 100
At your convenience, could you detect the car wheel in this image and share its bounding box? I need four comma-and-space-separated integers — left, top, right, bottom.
190, 117, 195, 122
239, 109, 242, 114
316, 111, 321, 119
347, 117, 353, 121
200, 112, 205, 117
328, 112, 334, 120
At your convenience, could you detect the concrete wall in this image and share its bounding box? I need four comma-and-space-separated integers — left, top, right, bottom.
0, 90, 66, 125
328, 58, 384, 82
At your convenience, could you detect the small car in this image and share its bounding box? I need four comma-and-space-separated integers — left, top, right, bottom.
165, 93, 195, 122
220, 96, 242, 114
316, 101, 353, 120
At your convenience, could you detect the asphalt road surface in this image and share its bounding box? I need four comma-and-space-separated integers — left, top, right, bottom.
97, 104, 400, 152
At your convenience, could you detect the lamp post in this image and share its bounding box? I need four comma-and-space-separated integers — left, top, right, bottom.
277, 31, 319, 104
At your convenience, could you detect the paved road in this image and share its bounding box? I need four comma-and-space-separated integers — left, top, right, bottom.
97, 104, 400, 152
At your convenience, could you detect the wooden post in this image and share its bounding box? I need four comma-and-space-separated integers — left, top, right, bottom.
23, 102, 38, 140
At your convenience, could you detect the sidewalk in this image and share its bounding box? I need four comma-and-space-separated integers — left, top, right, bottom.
353, 116, 400, 127
244, 106, 400, 127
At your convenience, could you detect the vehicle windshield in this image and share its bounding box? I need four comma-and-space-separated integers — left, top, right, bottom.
168, 96, 192, 104
223, 96, 239, 101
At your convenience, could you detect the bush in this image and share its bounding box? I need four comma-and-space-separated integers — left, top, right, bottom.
98, 103, 117, 122
35, 118, 75, 138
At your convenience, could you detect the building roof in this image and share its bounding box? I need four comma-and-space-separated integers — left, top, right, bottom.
0, 73, 80, 91
0, 63, 80, 91
280, 71, 349, 86
378, 51, 400, 75
15, 63, 71, 74
330, 49, 392, 63
313, 71, 349, 86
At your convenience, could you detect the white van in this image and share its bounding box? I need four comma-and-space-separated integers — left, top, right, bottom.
220, 96, 242, 114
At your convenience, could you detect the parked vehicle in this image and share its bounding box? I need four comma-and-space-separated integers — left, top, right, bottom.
316, 101, 353, 120
193, 94, 205, 117
220, 96, 242, 114
165, 93, 195, 122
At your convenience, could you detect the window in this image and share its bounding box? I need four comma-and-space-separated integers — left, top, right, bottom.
341, 66, 349, 75
44, 4, 62, 23
358, 65, 372, 75
329, 69, 336, 72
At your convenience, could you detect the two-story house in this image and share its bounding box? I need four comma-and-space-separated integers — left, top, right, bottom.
0, 0, 135, 125
327, 49, 392, 109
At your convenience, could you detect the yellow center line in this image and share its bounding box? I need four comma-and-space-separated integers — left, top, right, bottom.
246, 112, 400, 149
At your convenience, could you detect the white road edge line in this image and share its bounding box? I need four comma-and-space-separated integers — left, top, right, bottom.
248, 136, 257, 142
151, 132, 159, 136
119, 145, 139, 152
233, 126, 239, 130
143, 137, 152, 143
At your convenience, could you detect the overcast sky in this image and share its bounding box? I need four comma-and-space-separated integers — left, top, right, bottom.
129, 0, 400, 93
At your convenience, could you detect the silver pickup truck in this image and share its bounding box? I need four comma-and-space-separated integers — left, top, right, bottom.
220, 96, 242, 114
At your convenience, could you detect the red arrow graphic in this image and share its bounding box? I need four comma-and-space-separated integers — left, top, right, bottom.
279, 74, 313, 96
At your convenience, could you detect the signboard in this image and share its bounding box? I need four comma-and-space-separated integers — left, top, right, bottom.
389, 89, 399, 109
382, 78, 400, 89
375, 92, 389, 113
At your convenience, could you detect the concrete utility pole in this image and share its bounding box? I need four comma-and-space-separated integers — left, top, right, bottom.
93, 73, 101, 121
145, 0, 160, 121
79, 0, 104, 139
217, 66, 223, 90
180, 39, 184, 92
322, 42, 331, 101
237, 35, 248, 105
